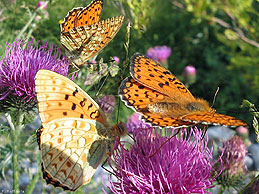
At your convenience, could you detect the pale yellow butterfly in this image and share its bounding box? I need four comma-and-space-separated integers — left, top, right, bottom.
35, 69, 127, 191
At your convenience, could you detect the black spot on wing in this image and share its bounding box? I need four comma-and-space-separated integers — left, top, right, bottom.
73, 88, 79, 96
65, 94, 69, 100
80, 98, 87, 107
159, 83, 164, 88
88, 103, 93, 109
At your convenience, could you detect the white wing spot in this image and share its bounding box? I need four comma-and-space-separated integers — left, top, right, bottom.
78, 137, 86, 147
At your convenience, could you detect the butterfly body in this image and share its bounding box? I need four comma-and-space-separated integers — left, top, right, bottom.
35, 70, 127, 191
119, 53, 247, 127
60, 0, 124, 66
146, 98, 214, 117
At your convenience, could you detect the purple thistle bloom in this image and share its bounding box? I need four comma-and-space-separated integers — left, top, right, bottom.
0, 39, 69, 108
125, 112, 150, 133
105, 127, 220, 194
183, 65, 196, 76
97, 95, 116, 115
221, 136, 246, 173
146, 46, 171, 64
37, 1, 48, 9
113, 56, 120, 64
217, 136, 247, 188
183, 65, 197, 85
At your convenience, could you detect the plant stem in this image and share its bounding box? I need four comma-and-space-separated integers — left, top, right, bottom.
25, 164, 41, 194
16, 1, 49, 40
217, 185, 225, 194
5, 113, 24, 192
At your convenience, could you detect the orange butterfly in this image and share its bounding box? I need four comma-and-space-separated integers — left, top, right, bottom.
119, 53, 247, 127
60, 0, 124, 66
35, 70, 127, 191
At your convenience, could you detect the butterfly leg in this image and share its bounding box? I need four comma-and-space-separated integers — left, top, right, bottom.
69, 63, 81, 75
199, 125, 208, 150
201, 125, 208, 141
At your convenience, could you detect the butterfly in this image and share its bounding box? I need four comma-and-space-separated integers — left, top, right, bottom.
35, 69, 127, 191
119, 53, 247, 127
60, 0, 124, 66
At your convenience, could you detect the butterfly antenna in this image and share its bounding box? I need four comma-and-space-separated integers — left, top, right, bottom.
211, 87, 220, 108
148, 128, 181, 158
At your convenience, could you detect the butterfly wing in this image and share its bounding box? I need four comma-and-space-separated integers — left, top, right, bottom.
60, 16, 124, 66
119, 77, 192, 127
141, 114, 192, 127
60, 24, 106, 54
60, 0, 103, 33
35, 69, 109, 128
119, 77, 165, 112
130, 53, 195, 103
61, 7, 83, 32
37, 118, 111, 191
75, 0, 103, 27
182, 112, 247, 127
88, 16, 124, 59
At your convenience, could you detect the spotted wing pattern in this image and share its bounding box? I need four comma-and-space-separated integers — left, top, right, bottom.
35, 69, 108, 128
35, 70, 126, 191
36, 118, 110, 191
130, 53, 195, 103
119, 53, 247, 127
182, 112, 247, 126
119, 77, 192, 127
61, 0, 103, 32
60, 16, 124, 66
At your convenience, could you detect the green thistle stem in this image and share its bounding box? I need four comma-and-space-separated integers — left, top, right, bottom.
16, 1, 49, 40
217, 185, 225, 194
6, 113, 24, 192
25, 162, 41, 194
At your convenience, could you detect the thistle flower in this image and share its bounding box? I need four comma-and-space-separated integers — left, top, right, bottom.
146, 45, 171, 65
125, 112, 150, 133
97, 95, 116, 115
105, 127, 219, 194
183, 65, 196, 85
113, 56, 120, 64
37, 1, 48, 9
0, 39, 69, 110
217, 136, 247, 188
36, 1, 49, 19
236, 126, 249, 136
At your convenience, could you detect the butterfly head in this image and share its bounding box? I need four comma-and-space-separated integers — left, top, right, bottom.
187, 98, 215, 113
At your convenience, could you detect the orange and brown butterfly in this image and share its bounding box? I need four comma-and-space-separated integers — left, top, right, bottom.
35, 69, 127, 191
119, 53, 247, 127
60, 0, 124, 66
